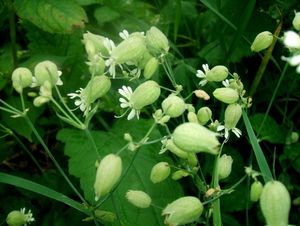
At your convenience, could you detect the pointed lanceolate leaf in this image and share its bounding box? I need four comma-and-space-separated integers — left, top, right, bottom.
14, 0, 88, 34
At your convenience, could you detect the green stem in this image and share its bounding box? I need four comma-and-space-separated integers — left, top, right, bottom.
24, 115, 86, 204
257, 62, 289, 137
84, 128, 100, 158
54, 86, 84, 126
7, 0, 17, 68
162, 57, 177, 88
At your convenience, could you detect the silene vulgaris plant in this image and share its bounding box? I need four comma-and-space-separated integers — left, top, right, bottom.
2, 10, 299, 226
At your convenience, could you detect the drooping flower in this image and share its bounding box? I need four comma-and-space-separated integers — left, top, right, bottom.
196, 64, 210, 86
217, 124, 242, 139
6, 207, 35, 226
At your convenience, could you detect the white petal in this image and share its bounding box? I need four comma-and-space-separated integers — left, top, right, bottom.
119, 97, 128, 103
127, 109, 136, 120
196, 70, 205, 78
202, 64, 210, 73
56, 77, 63, 86
120, 103, 130, 108
199, 79, 208, 86
79, 103, 86, 112
232, 128, 242, 138
283, 31, 300, 49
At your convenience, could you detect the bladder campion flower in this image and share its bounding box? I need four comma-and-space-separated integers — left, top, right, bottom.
196, 64, 210, 86
118, 85, 137, 120
6, 207, 35, 226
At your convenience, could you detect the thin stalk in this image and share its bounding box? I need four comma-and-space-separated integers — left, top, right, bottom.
12, 133, 44, 174
162, 57, 177, 88
24, 116, 86, 204
111, 194, 122, 226
54, 86, 83, 126
84, 128, 100, 158
7, 0, 17, 68
257, 62, 289, 136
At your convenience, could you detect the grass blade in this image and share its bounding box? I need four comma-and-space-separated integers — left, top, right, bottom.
0, 172, 89, 215
242, 111, 273, 183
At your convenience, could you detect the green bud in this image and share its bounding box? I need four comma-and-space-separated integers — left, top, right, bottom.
260, 180, 291, 226
293, 12, 300, 31
6, 211, 27, 226
250, 181, 263, 202
197, 107, 212, 125
162, 95, 186, 118
217, 154, 233, 180
173, 122, 220, 155
206, 65, 229, 82
94, 154, 122, 200
88, 55, 105, 75
94, 210, 116, 223
172, 170, 189, 180
187, 153, 198, 167
33, 96, 50, 107
162, 196, 203, 226
213, 87, 239, 104
146, 26, 169, 56
150, 162, 171, 183
165, 139, 189, 159
82, 32, 108, 56
187, 112, 198, 123
126, 190, 152, 208
286, 131, 299, 145
83, 76, 111, 104
111, 35, 147, 64
224, 103, 242, 129
11, 67, 33, 93
34, 60, 60, 86
131, 80, 161, 110
144, 57, 159, 79
6, 208, 34, 226
251, 31, 273, 52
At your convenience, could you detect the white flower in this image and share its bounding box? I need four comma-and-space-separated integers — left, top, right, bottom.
222, 79, 230, 87
67, 88, 91, 115
118, 85, 140, 120
103, 38, 115, 55
283, 31, 300, 49
20, 207, 35, 226
196, 64, 210, 86
217, 125, 242, 140
119, 30, 130, 40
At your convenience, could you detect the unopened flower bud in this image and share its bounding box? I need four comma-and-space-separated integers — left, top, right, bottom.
251, 31, 273, 52
293, 12, 300, 31
260, 180, 291, 226
286, 131, 299, 145
250, 181, 263, 202
144, 57, 159, 79
162, 95, 186, 118
6, 208, 34, 226
126, 190, 152, 208
173, 122, 220, 155
194, 89, 210, 100
162, 196, 203, 226
11, 67, 33, 93
197, 107, 212, 125
187, 112, 198, 123
131, 80, 161, 110
165, 139, 189, 159
172, 170, 189, 180
213, 87, 239, 104
94, 154, 122, 200
83, 75, 111, 104
224, 103, 242, 129
82, 32, 108, 56
146, 26, 169, 55
33, 96, 50, 107
206, 65, 229, 82
94, 210, 116, 223
187, 153, 198, 167
150, 162, 170, 183
218, 154, 233, 180
111, 35, 147, 64
34, 61, 59, 86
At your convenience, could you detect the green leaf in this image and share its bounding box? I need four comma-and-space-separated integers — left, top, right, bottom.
94, 6, 120, 25
14, 0, 88, 34
249, 113, 286, 144
0, 172, 89, 215
57, 119, 183, 226
242, 111, 273, 183
284, 143, 300, 174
